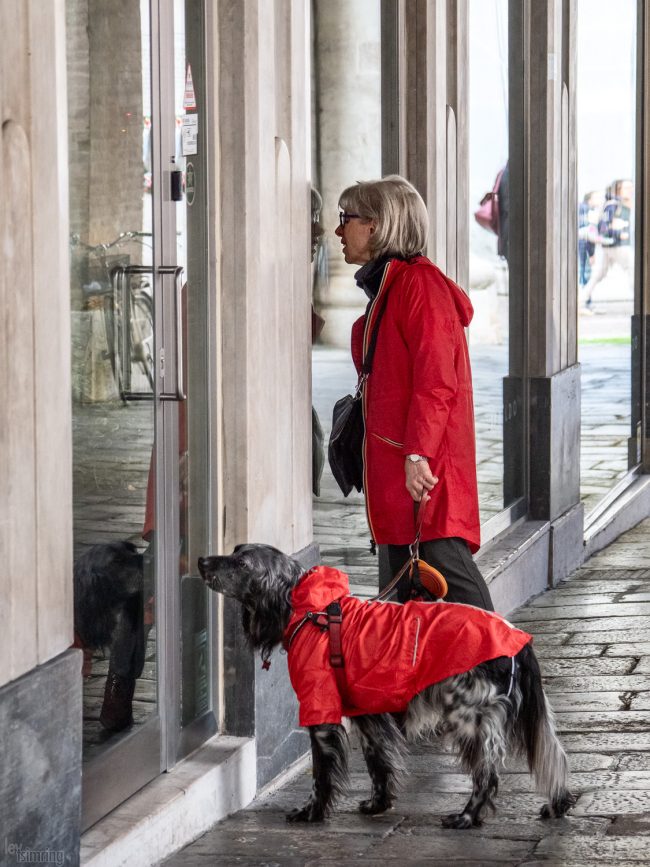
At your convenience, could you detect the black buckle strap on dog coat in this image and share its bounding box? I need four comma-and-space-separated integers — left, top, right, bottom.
303, 601, 345, 669
325, 601, 344, 668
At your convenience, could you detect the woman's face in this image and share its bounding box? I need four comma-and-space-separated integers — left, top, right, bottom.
335, 214, 376, 265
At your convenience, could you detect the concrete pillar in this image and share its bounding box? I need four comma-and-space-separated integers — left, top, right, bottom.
524, 0, 583, 581
312, 0, 382, 347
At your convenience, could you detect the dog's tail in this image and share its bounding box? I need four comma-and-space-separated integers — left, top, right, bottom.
515, 642, 576, 817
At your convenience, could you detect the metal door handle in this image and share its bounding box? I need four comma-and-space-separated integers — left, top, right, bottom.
111, 265, 155, 402
158, 265, 186, 401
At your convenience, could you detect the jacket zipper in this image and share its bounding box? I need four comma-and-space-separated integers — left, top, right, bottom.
362, 260, 393, 549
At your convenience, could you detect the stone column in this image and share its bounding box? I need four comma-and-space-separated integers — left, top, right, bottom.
312, 0, 382, 348
525, 0, 583, 583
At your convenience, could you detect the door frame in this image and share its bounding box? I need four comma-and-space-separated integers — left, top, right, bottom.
81, 0, 218, 830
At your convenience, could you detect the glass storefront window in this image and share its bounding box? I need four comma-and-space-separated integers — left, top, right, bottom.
468, 0, 525, 534
310, 0, 382, 578
67, 0, 157, 760
577, 0, 639, 517
68, 0, 214, 826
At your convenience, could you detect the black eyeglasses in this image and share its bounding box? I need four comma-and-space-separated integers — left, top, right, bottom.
339, 211, 361, 227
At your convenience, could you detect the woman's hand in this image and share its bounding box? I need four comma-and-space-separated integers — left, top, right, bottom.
404, 458, 438, 501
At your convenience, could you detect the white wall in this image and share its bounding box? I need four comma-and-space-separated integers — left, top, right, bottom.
0, 0, 72, 688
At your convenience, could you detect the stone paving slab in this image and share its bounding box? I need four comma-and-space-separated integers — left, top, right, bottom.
549, 692, 650, 712
617, 753, 650, 771
554, 711, 650, 733
538, 657, 635, 676
633, 656, 650, 674
516, 602, 650, 619
363, 829, 533, 862
536, 643, 608, 658
605, 643, 650, 656
515, 615, 650, 634
561, 731, 650, 752
534, 834, 650, 861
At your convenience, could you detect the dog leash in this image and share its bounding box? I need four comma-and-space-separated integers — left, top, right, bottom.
373, 496, 447, 602
372, 498, 428, 602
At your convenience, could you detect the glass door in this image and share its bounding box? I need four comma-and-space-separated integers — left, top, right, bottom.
68, 0, 214, 829
467, 0, 526, 539
162, 0, 216, 761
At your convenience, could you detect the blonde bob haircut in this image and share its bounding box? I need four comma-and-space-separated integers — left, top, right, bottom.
338, 174, 429, 260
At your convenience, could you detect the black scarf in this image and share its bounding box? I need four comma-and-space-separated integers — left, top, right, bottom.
354, 255, 393, 301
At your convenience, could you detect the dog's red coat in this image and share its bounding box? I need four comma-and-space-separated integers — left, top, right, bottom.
284, 567, 532, 727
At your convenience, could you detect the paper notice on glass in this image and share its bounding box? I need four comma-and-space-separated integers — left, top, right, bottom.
182, 115, 198, 156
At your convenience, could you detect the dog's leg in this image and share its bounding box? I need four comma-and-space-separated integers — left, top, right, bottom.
351, 713, 406, 814
442, 764, 500, 830
286, 724, 349, 823
436, 674, 507, 829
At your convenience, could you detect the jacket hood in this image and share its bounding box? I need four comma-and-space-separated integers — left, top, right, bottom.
290, 566, 350, 616
387, 256, 474, 328
442, 270, 474, 327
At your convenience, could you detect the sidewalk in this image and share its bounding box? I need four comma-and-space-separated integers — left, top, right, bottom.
164, 518, 650, 866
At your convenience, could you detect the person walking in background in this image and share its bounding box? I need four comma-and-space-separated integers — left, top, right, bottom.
578, 189, 604, 289
336, 175, 493, 610
581, 179, 634, 312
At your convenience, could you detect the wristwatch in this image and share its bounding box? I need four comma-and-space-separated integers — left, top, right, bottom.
407, 454, 426, 463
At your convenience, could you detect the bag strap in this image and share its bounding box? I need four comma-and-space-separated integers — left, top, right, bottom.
361, 261, 393, 377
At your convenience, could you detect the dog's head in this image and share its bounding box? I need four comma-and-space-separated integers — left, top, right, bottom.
198, 544, 303, 661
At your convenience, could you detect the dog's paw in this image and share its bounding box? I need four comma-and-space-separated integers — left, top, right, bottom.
441, 812, 475, 830
359, 797, 392, 815
540, 790, 577, 820
286, 805, 324, 823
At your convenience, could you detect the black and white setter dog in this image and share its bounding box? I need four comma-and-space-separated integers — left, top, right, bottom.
198, 544, 576, 828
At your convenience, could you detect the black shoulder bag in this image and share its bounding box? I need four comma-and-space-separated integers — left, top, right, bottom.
328, 285, 391, 497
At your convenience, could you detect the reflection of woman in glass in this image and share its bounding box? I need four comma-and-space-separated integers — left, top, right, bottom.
336, 176, 493, 609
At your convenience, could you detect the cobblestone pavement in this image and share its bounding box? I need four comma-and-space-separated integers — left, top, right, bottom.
164, 518, 650, 866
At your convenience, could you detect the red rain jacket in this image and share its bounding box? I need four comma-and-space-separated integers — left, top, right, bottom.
351, 256, 480, 551
283, 567, 532, 727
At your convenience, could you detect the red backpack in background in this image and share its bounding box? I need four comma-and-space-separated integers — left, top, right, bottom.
474, 168, 504, 235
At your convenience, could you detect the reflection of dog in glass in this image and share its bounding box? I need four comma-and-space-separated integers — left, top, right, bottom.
198, 544, 576, 828
74, 541, 146, 731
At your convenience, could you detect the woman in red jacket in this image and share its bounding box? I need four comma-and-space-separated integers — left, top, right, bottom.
336, 175, 493, 609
